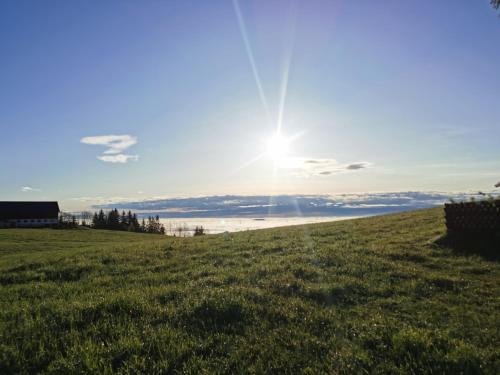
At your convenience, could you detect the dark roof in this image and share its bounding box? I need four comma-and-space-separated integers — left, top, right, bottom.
0, 202, 60, 220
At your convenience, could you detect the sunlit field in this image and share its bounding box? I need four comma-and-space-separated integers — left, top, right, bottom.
1, 208, 499, 374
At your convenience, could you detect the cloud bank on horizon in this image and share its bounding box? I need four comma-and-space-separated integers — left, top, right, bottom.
80, 135, 138, 163
89, 191, 498, 219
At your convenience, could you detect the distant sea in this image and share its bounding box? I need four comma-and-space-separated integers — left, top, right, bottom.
159, 216, 361, 235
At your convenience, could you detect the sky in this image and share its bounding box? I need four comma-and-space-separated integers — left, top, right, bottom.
0, 0, 499, 211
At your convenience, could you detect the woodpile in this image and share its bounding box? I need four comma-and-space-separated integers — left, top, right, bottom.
444, 200, 500, 234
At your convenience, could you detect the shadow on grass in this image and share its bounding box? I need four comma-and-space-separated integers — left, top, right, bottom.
434, 233, 500, 261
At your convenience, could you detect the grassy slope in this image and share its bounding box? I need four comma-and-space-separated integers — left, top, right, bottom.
0, 208, 499, 374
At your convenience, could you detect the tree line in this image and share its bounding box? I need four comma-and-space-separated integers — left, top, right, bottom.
92, 209, 165, 234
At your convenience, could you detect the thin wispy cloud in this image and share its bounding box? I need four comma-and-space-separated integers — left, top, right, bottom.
21, 186, 40, 192
346, 163, 368, 170
80, 135, 138, 163
97, 154, 139, 163
277, 158, 370, 177
71, 196, 140, 204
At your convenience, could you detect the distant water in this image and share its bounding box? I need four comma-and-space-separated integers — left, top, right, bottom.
159, 216, 362, 236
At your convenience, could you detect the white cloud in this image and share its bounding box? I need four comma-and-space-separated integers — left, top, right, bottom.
80, 135, 137, 154
97, 154, 139, 163
276, 158, 370, 177
81, 135, 138, 163
21, 186, 40, 192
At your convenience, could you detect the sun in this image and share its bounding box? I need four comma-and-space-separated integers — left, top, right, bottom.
266, 133, 290, 161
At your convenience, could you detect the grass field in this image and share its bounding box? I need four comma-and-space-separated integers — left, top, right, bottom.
1, 208, 499, 374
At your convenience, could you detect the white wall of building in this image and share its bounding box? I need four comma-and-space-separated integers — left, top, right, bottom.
0, 218, 58, 228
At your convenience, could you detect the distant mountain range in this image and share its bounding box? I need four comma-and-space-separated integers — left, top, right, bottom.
94, 191, 498, 218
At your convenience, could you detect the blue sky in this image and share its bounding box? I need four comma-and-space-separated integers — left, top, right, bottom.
1, 1, 499, 210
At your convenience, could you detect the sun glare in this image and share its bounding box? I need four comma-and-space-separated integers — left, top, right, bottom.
266, 133, 290, 160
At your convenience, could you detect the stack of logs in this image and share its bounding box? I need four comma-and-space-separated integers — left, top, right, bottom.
444, 200, 500, 234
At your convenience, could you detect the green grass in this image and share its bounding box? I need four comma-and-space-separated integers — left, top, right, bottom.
1, 208, 499, 374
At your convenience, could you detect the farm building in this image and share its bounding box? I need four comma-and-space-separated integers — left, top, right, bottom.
0, 201, 60, 228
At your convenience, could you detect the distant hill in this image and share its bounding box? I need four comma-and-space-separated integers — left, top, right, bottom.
1, 208, 499, 374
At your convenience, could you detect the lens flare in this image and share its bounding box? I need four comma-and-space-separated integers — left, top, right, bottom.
266, 133, 290, 160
